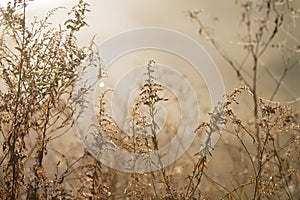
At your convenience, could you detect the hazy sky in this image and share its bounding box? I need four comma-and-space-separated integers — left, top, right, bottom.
0, 0, 299, 108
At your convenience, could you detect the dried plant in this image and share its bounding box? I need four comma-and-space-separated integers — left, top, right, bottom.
186, 0, 300, 199
0, 0, 93, 199
0, 0, 299, 199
